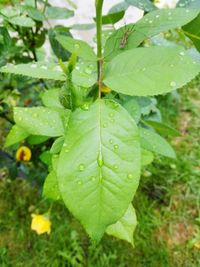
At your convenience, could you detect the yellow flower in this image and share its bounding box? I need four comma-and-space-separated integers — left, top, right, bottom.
193, 242, 200, 249
16, 146, 31, 161
31, 213, 51, 235
100, 86, 112, 93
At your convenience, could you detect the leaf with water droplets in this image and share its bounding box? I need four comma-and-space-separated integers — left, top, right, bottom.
106, 204, 137, 246
104, 46, 200, 96
57, 99, 141, 241
14, 107, 70, 137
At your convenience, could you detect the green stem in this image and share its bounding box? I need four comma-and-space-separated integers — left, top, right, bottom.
43, 0, 48, 14
95, 0, 104, 98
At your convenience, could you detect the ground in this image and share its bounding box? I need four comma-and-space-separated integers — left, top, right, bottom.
0, 83, 200, 267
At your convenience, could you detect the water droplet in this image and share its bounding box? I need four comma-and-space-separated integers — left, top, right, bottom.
170, 81, 176, 87
77, 181, 82, 185
114, 165, 118, 170
103, 123, 107, 128
85, 67, 92, 74
18, 117, 22, 121
109, 139, 113, 144
63, 143, 67, 147
79, 164, 85, 171
156, 15, 160, 18
65, 149, 69, 153
41, 65, 47, 69
109, 112, 114, 117
170, 64, 174, 67
127, 174, 133, 179
114, 144, 119, 150
111, 119, 115, 123
186, 9, 190, 13
75, 66, 80, 70
142, 67, 146, 71
81, 103, 89, 110
97, 153, 103, 167
180, 51, 185, 56
31, 64, 36, 68
149, 20, 153, 24
74, 43, 80, 49
91, 176, 96, 181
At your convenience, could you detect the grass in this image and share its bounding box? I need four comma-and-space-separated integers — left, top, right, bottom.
0, 84, 200, 266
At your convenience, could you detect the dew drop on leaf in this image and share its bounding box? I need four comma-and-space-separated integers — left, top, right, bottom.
79, 164, 85, 171
114, 144, 119, 150
77, 181, 82, 185
109, 139, 113, 144
97, 153, 103, 167
127, 174, 133, 179
170, 81, 176, 87
74, 43, 80, 49
103, 123, 107, 128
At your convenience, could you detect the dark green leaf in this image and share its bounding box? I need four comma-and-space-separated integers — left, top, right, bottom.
183, 14, 200, 52
144, 120, 180, 136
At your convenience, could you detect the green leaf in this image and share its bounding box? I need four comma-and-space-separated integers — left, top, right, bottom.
144, 120, 180, 136
104, 46, 200, 96
5, 125, 29, 147
27, 135, 49, 145
140, 128, 176, 158
70, 23, 96, 30
141, 149, 154, 166
183, 14, 200, 53
8, 16, 35, 27
43, 171, 61, 200
0, 7, 19, 18
0, 62, 66, 81
56, 36, 96, 61
122, 98, 141, 123
106, 204, 137, 246
125, 0, 156, 11
45, 6, 74, 19
50, 136, 64, 154
177, 0, 200, 8
57, 99, 141, 241
49, 26, 72, 61
72, 61, 97, 87
104, 8, 199, 61
41, 88, 63, 109
22, 5, 45, 21
109, 2, 130, 13
14, 107, 68, 137
95, 11, 125, 25
40, 151, 52, 166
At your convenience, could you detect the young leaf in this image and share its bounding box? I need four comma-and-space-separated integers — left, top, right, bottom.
56, 36, 96, 61
94, 11, 125, 25
106, 204, 137, 246
14, 107, 68, 137
27, 135, 49, 145
0, 62, 66, 81
45, 6, 74, 19
8, 16, 35, 27
41, 89, 63, 109
144, 120, 180, 136
50, 136, 64, 154
141, 149, 154, 166
57, 99, 141, 241
140, 128, 176, 158
104, 8, 199, 60
125, 0, 156, 11
5, 125, 29, 147
104, 46, 200, 96
122, 98, 141, 123
43, 171, 61, 200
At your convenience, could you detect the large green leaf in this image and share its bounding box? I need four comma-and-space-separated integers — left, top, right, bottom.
56, 36, 96, 61
125, 0, 156, 11
140, 128, 176, 158
5, 125, 29, 147
183, 14, 200, 53
14, 107, 69, 137
8, 16, 35, 27
177, 0, 200, 8
104, 8, 199, 61
0, 62, 66, 81
104, 46, 200, 96
106, 204, 137, 246
57, 99, 141, 241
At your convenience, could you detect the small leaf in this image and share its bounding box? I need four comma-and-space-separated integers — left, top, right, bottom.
106, 204, 137, 246
45, 6, 74, 19
104, 47, 200, 96
14, 107, 68, 137
50, 136, 64, 154
40, 151, 52, 166
56, 36, 96, 61
144, 120, 180, 136
43, 171, 61, 200
41, 88, 63, 109
8, 16, 35, 27
27, 135, 49, 145
57, 99, 141, 241
141, 149, 154, 166
0, 62, 66, 81
140, 128, 176, 158
5, 125, 29, 147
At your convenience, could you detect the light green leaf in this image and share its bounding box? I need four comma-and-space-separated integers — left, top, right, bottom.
104, 8, 199, 61
140, 128, 176, 158
141, 149, 154, 166
0, 7, 19, 18
5, 125, 29, 147
57, 99, 141, 241
122, 98, 141, 123
104, 46, 200, 96
56, 36, 96, 61
50, 136, 64, 154
9, 16, 35, 27
43, 171, 61, 200
177, 0, 200, 8
109, 2, 130, 13
72, 61, 97, 87
106, 204, 137, 246
45, 6, 74, 19
22, 6, 45, 21
0, 62, 66, 81
41, 88, 63, 109
14, 107, 68, 137
144, 120, 180, 136
125, 0, 156, 11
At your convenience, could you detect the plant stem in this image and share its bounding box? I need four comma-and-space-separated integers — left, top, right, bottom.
95, 0, 104, 98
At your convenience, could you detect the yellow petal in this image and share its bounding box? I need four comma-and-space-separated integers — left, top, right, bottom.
16, 146, 32, 161
100, 87, 112, 93
31, 213, 51, 235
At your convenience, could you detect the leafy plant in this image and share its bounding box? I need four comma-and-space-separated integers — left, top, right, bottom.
2, 0, 200, 245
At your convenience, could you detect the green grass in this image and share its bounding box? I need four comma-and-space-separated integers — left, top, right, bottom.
0, 85, 200, 266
